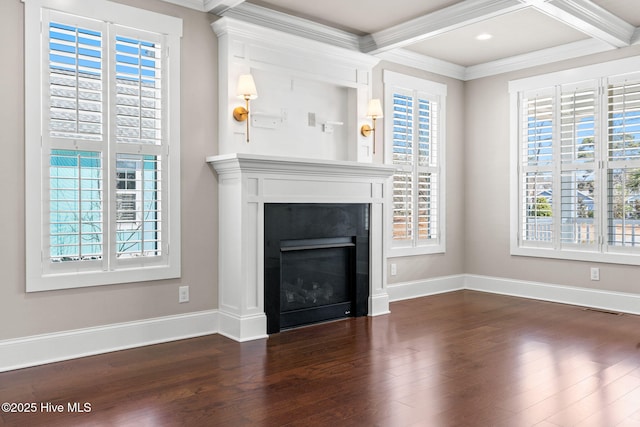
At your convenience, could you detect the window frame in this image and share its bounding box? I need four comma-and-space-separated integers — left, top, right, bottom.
24, 0, 182, 291
510, 55, 640, 266
384, 70, 447, 258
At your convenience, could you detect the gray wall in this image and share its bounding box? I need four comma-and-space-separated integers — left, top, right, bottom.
0, 0, 219, 340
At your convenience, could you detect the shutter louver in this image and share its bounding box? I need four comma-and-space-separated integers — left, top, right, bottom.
49, 22, 103, 141
115, 35, 162, 145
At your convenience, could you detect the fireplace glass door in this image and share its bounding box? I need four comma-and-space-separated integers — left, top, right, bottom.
280, 237, 354, 329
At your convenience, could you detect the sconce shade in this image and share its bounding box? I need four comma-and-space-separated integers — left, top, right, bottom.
236, 74, 258, 100
366, 99, 383, 118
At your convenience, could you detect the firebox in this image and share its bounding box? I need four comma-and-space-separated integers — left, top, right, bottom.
264, 203, 369, 334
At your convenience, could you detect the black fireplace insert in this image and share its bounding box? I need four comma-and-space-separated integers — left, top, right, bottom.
264, 203, 369, 334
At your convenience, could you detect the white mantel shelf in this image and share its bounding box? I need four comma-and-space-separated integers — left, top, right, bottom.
207, 153, 395, 342
207, 153, 395, 177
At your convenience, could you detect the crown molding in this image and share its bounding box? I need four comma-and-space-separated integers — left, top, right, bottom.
155, 0, 246, 13
219, 2, 361, 52
376, 49, 466, 81
464, 38, 614, 80
204, 0, 245, 14
212, 17, 380, 72
362, 0, 526, 54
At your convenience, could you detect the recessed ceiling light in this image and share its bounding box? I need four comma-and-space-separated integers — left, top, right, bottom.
476, 33, 493, 41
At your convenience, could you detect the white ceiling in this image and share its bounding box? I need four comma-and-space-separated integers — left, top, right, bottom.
165, 0, 640, 79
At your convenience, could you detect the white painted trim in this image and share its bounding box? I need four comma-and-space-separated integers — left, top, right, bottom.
217, 312, 268, 342
465, 274, 640, 316
388, 274, 640, 316
537, 0, 634, 48
388, 275, 465, 302
0, 311, 218, 373
369, 293, 391, 316
465, 38, 614, 81
220, 2, 361, 52
376, 49, 466, 81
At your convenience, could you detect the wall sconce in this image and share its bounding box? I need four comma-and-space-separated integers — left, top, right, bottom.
360, 99, 383, 154
233, 74, 258, 143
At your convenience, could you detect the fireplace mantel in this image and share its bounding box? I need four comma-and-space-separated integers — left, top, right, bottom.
207, 153, 394, 341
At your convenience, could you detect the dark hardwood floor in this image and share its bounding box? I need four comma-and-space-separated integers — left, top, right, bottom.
2, 290, 640, 426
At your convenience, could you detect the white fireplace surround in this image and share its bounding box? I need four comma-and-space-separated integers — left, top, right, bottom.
207, 153, 395, 341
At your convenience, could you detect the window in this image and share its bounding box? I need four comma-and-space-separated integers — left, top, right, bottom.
510, 56, 640, 265
25, 0, 182, 291
384, 71, 446, 257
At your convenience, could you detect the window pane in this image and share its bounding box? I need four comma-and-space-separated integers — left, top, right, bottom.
560, 170, 596, 244
392, 93, 413, 165
608, 167, 640, 247
49, 22, 103, 140
49, 150, 103, 261
417, 172, 437, 240
115, 35, 162, 145
561, 88, 595, 163
393, 171, 413, 241
417, 98, 438, 168
115, 154, 162, 257
522, 172, 553, 242
523, 95, 554, 166
608, 80, 640, 161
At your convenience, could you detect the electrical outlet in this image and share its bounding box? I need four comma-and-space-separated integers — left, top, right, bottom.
390, 263, 397, 276
590, 267, 600, 281
179, 285, 189, 303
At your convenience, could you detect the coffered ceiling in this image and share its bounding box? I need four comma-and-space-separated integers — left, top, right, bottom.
164, 0, 640, 80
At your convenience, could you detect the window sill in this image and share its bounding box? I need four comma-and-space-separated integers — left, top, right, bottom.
511, 245, 640, 266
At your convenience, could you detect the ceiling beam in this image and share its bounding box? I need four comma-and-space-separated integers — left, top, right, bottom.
204, 0, 246, 14
360, 0, 527, 54
528, 0, 635, 48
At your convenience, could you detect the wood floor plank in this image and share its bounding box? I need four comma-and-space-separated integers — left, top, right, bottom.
2, 290, 640, 426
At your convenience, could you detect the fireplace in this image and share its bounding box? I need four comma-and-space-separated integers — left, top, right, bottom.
265, 203, 369, 333
207, 153, 394, 342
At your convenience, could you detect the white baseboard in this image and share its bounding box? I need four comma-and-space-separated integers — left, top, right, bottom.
0, 310, 218, 373
217, 311, 268, 342
465, 274, 640, 316
388, 274, 640, 316
387, 274, 465, 302
369, 292, 391, 315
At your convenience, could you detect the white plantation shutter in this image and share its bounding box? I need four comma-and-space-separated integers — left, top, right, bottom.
114, 32, 163, 145
520, 89, 555, 245
26, 0, 182, 291
392, 92, 414, 241
387, 74, 444, 253
606, 75, 640, 249
48, 19, 104, 141
559, 83, 597, 248
44, 12, 107, 273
